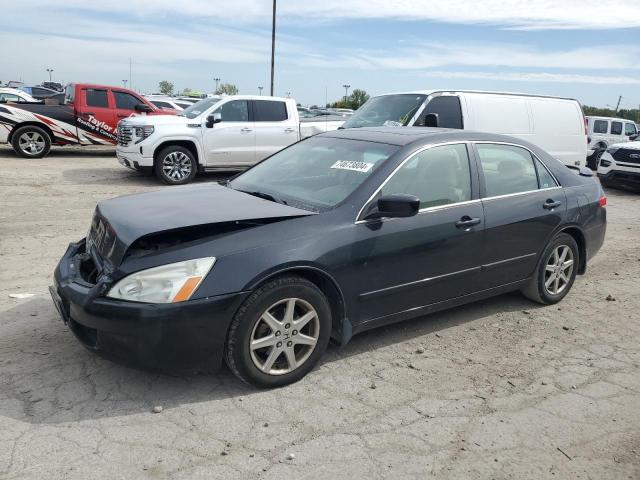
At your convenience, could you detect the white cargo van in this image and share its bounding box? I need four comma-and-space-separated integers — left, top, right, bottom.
341, 90, 588, 167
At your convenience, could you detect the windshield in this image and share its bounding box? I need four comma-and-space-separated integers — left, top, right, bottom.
229, 137, 399, 211
342, 94, 428, 129
180, 98, 220, 119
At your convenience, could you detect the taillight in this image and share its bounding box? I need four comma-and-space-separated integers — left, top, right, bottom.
598, 196, 607, 207
583, 115, 588, 136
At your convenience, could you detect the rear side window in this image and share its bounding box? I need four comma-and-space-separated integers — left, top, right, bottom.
535, 158, 558, 189
253, 100, 288, 121
611, 121, 623, 135
381, 144, 471, 209
85, 89, 108, 108
113, 91, 142, 110
422, 96, 463, 129
593, 120, 608, 134
625, 123, 637, 136
477, 144, 538, 197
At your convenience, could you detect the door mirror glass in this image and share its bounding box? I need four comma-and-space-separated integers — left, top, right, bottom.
364, 194, 420, 220
206, 112, 222, 128
134, 103, 153, 113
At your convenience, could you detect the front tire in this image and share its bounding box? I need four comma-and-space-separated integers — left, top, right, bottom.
154, 146, 197, 185
11, 125, 51, 158
521, 232, 579, 305
225, 276, 332, 388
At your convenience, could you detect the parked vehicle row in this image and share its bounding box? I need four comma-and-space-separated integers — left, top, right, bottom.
51, 128, 607, 387
597, 139, 640, 189
116, 95, 344, 184
586, 115, 639, 169
0, 83, 176, 157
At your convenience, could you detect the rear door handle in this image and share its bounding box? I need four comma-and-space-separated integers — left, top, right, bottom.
284, 127, 296, 133
455, 216, 481, 229
241, 128, 253, 133
543, 199, 562, 210
84, 112, 95, 116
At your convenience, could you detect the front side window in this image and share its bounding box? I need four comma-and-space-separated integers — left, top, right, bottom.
113, 91, 142, 110
85, 89, 108, 108
65, 85, 75, 104
593, 119, 608, 134
611, 121, 623, 135
477, 144, 539, 197
254, 100, 288, 121
342, 94, 428, 128
625, 123, 637, 136
214, 100, 249, 122
420, 96, 463, 129
380, 144, 471, 209
229, 137, 399, 211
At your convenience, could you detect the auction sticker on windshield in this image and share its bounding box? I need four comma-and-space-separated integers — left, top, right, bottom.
330, 160, 374, 173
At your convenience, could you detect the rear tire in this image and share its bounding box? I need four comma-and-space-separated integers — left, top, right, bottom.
154, 146, 197, 185
11, 125, 51, 158
521, 232, 579, 305
225, 276, 332, 388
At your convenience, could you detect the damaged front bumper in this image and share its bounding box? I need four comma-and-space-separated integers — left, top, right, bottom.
50, 239, 249, 372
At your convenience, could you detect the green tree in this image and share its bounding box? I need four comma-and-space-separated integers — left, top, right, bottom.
582, 105, 639, 123
329, 88, 370, 110
215, 83, 239, 95
158, 80, 174, 95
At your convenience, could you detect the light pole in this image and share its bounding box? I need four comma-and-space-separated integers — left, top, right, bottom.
270, 0, 276, 96
122, 80, 127, 88
285, 91, 291, 98
258, 86, 263, 96
342, 84, 351, 104
214, 77, 220, 93
46, 68, 54, 82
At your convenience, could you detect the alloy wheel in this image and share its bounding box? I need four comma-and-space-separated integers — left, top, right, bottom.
249, 298, 320, 375
162, 151, 193, 181
544, 245, 574, 295
19, 132, 45, 155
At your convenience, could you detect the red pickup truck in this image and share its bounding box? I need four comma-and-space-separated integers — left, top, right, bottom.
0, 83, 176, 158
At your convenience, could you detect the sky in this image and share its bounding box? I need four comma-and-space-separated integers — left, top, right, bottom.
1, 0, 639, 109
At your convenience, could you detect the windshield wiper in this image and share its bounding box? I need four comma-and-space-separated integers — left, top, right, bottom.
239, 189, 287, 205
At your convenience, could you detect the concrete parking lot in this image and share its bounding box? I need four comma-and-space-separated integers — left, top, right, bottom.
0, 146, 638, 479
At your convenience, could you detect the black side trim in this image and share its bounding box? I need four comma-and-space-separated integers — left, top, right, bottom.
481, 252, 537, 271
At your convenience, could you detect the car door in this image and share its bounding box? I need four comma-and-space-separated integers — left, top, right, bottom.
203, 99, 255, 166
353, 143, 485, 324
252, 99, 298, 161
111, 89, 147, 122
77, 87, 116, 144
474, 142, 566, 289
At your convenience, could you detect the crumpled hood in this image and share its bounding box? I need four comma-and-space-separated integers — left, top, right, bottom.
87, 184, 315, 266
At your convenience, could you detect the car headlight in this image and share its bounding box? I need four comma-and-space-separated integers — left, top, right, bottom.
134, 125, 154, 144
106, 257, 216, 303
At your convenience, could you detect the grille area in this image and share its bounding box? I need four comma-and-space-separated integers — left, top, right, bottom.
613, 148, 640, 165
117, 124, 133, 146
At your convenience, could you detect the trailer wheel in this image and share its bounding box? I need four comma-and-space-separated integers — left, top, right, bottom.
11, 125, 51, 158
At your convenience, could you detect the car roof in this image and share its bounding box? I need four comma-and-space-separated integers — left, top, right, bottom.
319, 127, 538, 148
373, 89, 579, 103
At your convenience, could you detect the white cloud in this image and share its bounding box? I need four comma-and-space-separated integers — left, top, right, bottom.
422, 71, 640, 85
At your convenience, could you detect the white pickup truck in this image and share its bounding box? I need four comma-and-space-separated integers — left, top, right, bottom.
116, 95, 345, 184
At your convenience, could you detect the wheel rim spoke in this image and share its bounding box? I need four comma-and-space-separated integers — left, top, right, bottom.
294, 333, 317, 347
260, 312, 281, 331
545, 274, 556, 288
284, 299, 296, 324
284, 348, 297, 370
293, 310, 316, 330
261, 348, 282, 372
251, 334, 276, 351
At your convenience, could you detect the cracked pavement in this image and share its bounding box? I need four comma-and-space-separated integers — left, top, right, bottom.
0, 146, 638, 479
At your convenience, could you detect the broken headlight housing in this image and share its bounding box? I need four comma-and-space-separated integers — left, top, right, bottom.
107, 257, 216, 303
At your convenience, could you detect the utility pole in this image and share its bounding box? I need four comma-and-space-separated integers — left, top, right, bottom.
46, 68, 54, 82
615, 95, 622, 112
258, 86, 263, 95
285, 91, 291, 98
342, 84, 351, 103
122, 80, 127, 88
214, 77, 220, 93
270, 0, 276, 96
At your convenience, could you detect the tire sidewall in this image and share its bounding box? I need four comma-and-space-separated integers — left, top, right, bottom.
228, 279, 332, 388
536, 233, 579, 304
12, 126, 51, 158
155, 146, 197, 185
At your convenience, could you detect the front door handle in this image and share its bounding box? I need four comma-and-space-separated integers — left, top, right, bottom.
543, 199, 562, 210
84, 112, 95, 116
455, 216, 481, 229
241, 128, 253, 133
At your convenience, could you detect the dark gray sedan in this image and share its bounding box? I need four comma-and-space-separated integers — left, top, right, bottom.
50, 128, 606, 387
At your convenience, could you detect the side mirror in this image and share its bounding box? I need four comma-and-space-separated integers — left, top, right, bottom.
364, 194, 420, 220
423, 113, 439, 128
134, 103, 153, 113
206, 112, 222, 128
630, 133, 639, 141
0, 98, 6, 104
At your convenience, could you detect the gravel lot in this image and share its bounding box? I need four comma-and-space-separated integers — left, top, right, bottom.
0, 146, 639, 479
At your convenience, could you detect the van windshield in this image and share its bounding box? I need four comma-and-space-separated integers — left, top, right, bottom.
342, 94, 427, 129
180, 98, 220, 119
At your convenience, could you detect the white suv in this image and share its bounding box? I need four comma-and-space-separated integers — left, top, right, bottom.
586, 116, 639, 168
597, 140, 640, 190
